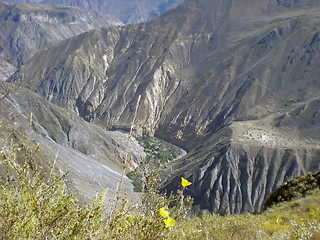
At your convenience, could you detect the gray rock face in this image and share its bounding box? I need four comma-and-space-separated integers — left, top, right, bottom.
0, 61, 15, 81
0, 2, 121, 80
161, 94, 320, 214
7, 0, 320, 213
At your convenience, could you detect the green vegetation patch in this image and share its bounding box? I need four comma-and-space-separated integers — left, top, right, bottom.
127, 136, 183, 192
263, 171, 320, 210
127, 171, 143, 192
278, 98, 301, 109
137, 136, 182, 165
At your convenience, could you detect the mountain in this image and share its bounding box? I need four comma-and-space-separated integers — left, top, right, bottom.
3, 0, 185, 23
0, 2, 121, 81
0, 81, 144, 203
8, 0, 320, 214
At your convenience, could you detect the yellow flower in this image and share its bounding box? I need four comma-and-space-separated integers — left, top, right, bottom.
159, 207, 170, 218
163, 217, 175, 228
181, 177, 192, 187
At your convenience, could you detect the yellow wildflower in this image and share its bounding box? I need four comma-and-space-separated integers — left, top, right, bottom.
163, 217, 175, 228
181, 177, 192, 187
159, 207, 170, 218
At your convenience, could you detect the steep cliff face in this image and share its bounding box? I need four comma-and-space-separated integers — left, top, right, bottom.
4, 0, 184, 23
0, 2, 120, 80
8, 0, 320, 213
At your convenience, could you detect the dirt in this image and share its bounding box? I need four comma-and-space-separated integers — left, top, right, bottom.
230, 115, 320, 149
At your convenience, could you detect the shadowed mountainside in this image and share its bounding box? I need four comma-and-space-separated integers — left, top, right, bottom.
7, 0, 320, 214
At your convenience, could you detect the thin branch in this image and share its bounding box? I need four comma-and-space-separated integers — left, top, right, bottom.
103, 95, 141, 239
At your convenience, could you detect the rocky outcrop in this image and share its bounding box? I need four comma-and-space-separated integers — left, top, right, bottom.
0, 61, 15, 81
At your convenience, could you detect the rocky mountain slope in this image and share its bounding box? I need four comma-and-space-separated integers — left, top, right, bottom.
8, 0, 320, 214
0, 81, 144, 204
4, 0, 184, 23
0, 1, 120, 81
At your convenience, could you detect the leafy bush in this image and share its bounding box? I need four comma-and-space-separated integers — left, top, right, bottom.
263, 171, 320, 210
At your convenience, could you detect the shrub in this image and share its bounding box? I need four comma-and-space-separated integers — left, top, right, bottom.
0, 140, 106, 239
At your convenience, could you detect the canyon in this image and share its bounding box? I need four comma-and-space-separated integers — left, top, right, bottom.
2, 0, 320, 214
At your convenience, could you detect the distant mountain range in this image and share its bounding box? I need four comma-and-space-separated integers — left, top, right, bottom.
0, 1, 120, 80
3, 0, 184, 23
2, 0, 320, 215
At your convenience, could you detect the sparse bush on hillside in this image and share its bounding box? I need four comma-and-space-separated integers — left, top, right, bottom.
263, 171, 320, 210
0, 77, 23, 102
